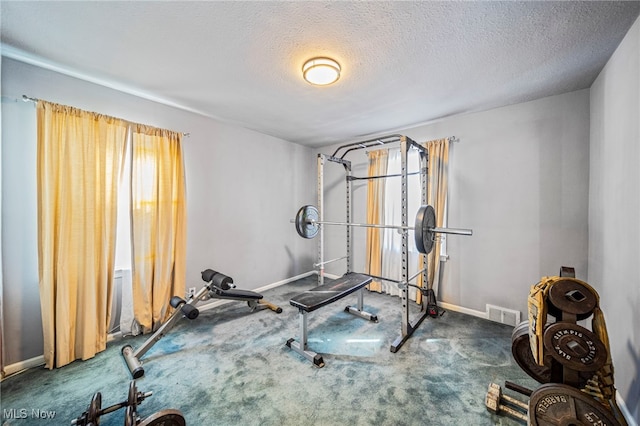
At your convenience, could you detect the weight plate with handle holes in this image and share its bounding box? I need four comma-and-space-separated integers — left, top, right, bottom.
414, 205, 435, 255
529, 383, 621, 426
511, 321, 552, 384
512, 321, 593, 388
547, 278, 598, 320
543, 322, 607, 373
295, 205, 320, 239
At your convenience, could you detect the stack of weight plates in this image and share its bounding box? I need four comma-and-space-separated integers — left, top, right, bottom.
510, 277, 624, 425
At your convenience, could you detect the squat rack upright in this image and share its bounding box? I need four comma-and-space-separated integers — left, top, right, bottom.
316, 134, 430, 353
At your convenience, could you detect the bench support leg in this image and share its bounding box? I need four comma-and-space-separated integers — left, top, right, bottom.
344, 288, 378, 322
285, 310, 325, 367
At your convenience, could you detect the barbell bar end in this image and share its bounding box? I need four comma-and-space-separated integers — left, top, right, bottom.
431, 227, 473, 236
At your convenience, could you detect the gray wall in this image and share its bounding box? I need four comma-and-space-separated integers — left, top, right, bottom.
589, 16, 640, 421
317, 88, 591, 319
1, 58, 316, 366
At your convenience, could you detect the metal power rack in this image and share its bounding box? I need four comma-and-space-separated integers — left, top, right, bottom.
316, 134, 430, 352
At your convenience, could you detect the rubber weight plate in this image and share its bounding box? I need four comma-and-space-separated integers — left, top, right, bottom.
543, 322, 607, 373
511, 321, 551, 384
295, 205, 320, 239
414, 205, 435, 255
529, 383, 621, 426
547, 279, 598, 320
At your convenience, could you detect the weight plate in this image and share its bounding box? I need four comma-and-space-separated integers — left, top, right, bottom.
128, 381, 138, 408
295, 205, 320, 239
88, 392, 101, 426
543, 322, 607, 373
511, 321, 551, 384
547, 279, 598, 320
138, 409, 186, 426
414, 205, 435, 254
124, 405, 136, 426
529, 383, 620, 426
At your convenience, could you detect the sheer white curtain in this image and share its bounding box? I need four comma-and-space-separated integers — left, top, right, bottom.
379, 148, 422, 299
113, 125, 187, 336
115, 129, 138, 336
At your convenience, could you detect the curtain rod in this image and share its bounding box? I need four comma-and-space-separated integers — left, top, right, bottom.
21, 95, 190, 137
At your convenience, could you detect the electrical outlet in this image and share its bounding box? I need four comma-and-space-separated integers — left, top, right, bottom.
187, 287, 196, 298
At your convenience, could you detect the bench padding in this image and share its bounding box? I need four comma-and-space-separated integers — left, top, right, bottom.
290, 273, 372, 312
212, 288, 263, 300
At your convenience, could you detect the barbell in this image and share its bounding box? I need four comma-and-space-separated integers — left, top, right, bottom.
293, 204, 472, 255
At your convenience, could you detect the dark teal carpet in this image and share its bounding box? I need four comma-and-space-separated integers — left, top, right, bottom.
1, 276, 536, 425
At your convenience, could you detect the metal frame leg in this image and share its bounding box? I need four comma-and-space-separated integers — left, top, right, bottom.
391, 137, 430, 353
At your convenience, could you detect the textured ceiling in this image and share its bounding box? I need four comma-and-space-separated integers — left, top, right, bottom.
2, 1, 639, 147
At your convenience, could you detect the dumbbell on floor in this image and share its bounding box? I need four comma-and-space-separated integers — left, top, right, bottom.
485, 383, 528, 423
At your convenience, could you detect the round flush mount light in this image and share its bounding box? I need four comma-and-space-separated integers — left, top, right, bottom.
302, 57, 341, 86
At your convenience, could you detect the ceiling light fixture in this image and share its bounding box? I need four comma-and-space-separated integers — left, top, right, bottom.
302, 57, 341, 86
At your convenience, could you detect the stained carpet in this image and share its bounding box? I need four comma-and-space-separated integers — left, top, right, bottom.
1, 275, 537, 425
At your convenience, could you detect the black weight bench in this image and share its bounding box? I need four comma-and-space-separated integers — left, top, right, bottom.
285, 273, 378, 367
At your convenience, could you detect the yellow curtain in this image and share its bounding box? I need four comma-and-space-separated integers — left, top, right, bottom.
416, 138, 449, 304
130, 125, 186, 333
365, 149, 388, 292
37, 101, 127, 369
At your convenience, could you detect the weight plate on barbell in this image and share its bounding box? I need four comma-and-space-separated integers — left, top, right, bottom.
295, 205, 320, 239
124, 405, 136, 426
529, 383, 620, 426
87, 392, 102, 426
127, 380, 139, 408
543, 322, 607, 373
511, 321, 552, 384
547, 278, 598, 320
414, 205, 435, 255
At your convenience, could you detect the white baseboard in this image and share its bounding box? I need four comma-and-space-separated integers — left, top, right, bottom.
107, 331, 122, 342
322, 272, 341, 280
616, 393, 638, 426
254, 270, 316, 292
2, 355, 45, 380
325, 272, 488, 319
439, 301, 487, 319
